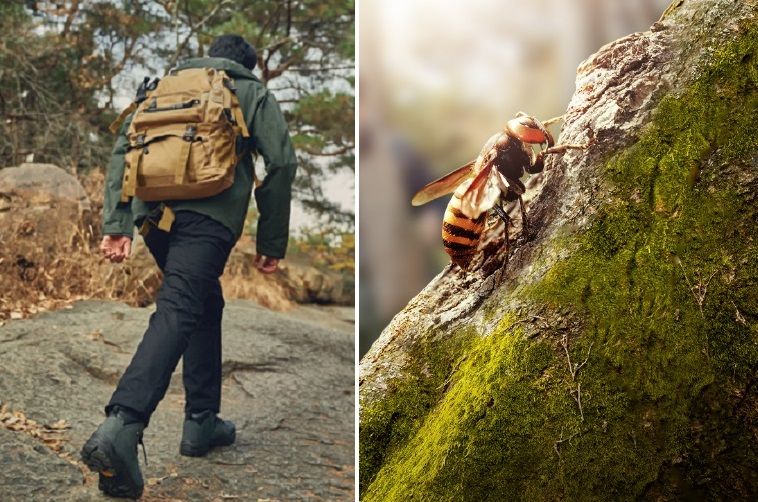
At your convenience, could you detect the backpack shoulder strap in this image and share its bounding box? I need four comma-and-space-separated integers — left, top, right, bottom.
108, 102, 137, 134
219, 73, 250, 138
232, 100, 249, 137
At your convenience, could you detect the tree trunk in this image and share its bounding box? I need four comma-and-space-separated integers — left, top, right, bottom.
359, 0, 758, 499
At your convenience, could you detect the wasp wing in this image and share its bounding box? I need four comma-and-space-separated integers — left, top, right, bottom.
411, 160, 475, 206
460, 163, 499, 219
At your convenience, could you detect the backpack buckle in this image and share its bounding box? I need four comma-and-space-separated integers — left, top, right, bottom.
183, 125, 197, 141
136, 134, 146, 147
135, 77, 150, 102
223, 79, 237, 93
135, 77, 160, 103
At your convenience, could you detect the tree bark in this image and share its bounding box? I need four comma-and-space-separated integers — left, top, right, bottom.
359, 0, 758, 499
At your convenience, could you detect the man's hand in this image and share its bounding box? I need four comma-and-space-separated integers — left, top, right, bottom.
100, 235, 132, 263
255, 254, 280, 274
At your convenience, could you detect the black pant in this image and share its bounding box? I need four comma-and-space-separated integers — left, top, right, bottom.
106, 210, 236, 426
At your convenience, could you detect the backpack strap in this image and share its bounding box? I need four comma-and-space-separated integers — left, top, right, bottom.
120, 149, 140, 202
232, 103, 249, 138
156, 204, 175, 232
138, 203, 175, 236
176, 140, 191, 184
109, 102, 137, 134
219, 72, 250, 138
176, 125, 196, 184
120, 132, 148, 202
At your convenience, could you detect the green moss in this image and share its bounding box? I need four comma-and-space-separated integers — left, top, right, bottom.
364, 316, 576, 501
359, 326, 479, 492
361, 26, 758, 500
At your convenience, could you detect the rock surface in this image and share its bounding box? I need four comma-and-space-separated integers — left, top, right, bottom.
360, 0, 757, 499
0, 299, 355, 501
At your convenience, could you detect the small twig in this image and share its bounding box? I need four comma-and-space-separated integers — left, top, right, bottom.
732, 300, 747, 326
677, 261, 717, 317
571, 383, 584, 422
553, 428, 579, 458
574, 343, 593, 377
436, 355, 467, 391
560, 335, 593, 381
561, 336, 591, 421
561, 335, 574, 377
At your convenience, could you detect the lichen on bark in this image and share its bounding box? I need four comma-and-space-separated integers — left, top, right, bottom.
360, 1, 758, 499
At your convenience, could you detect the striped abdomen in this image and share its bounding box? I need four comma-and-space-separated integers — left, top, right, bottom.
442, 182, 486, 269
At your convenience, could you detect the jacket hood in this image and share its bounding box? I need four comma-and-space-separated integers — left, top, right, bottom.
174, 57, 261, 82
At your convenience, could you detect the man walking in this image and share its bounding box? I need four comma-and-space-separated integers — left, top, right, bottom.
80, 35, 297, 499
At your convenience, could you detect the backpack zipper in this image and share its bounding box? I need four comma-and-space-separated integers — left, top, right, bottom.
144, 98, 200, 113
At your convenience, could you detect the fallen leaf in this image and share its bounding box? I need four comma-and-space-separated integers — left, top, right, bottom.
46, 419, 70, 430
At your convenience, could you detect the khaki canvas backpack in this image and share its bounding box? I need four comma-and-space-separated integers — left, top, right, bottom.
110, 67, 250, 203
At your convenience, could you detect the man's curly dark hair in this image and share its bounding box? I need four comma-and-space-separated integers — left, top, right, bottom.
208, 35, 257, 70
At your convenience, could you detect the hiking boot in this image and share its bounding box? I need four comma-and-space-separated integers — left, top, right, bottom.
80, 406, 146, 499
180, 410, 236, 457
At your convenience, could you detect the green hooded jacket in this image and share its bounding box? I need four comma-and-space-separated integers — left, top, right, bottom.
102, 57, 298, 259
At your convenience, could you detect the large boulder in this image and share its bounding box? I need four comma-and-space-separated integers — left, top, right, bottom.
0, 163, 90, 214
279, 261, 353, 305
0, 163, 93, 252
223, 243, 354, 309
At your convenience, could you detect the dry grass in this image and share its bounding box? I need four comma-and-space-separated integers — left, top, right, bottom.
222, 234, 295, 311
0, 169, 164, 321
0, 169, 339, 321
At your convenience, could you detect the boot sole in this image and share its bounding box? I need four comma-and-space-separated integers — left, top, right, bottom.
81, 435, 143, 499
179, 428, 236, 457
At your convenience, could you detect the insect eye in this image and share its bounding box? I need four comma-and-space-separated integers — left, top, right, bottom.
506, 116, 551, 146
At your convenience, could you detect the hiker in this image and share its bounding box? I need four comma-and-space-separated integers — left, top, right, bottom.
80, 35, 297, 499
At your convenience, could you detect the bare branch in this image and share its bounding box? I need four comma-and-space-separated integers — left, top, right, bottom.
168, 0, 233, 69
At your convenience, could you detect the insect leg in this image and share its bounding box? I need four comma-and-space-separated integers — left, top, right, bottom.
541, 115, 564, 127
519, 195, 530, 238
527, 151, 546, 174
493, 202, 511, 255
526, 143, 587, 174
542, 143, 586, 155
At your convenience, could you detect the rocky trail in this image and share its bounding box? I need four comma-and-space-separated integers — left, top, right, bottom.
0, 300, 355, 501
